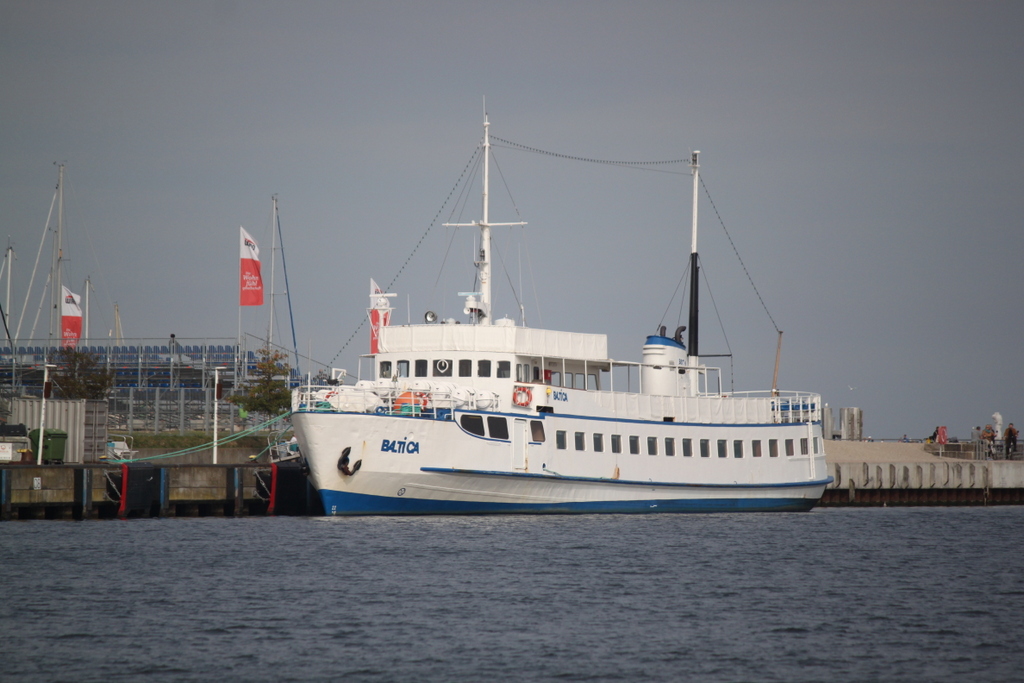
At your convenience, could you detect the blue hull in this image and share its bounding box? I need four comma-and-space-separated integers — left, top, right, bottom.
319, 488, 820, 515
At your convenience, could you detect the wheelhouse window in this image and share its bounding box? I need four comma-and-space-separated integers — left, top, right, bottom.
574, 432, 585, 451
458, 359, 472, 377
813, 437, 820, 454
550, 371, 562, 387
785, 439, 795, 456
397, 360, 410, 378
752, 440, 762, 458
379, 361, 392, 379
665, 438, 675, 456
556, 430, 567, 449
593, 433, 604, 453
530, 421, 545, 442
629, 436, 640, 455
478, 360, 491, 377
575, 373, 585, 389
682, 438, 692, 457
460, 414, 485, 437
433, 359, 453, 377
497, 361, 511, 378
487, 416, 509, 440
700, 439, 710, 458
733, 440, 743, 458
611, 434, 622, 454
717, 439, 727, 458
415, 359, 428, 377
587, 373, 598, 390
647, 437, 658, 456
769, 439, 779, 457
564, 373, 574, 389
516, 363, 529, 382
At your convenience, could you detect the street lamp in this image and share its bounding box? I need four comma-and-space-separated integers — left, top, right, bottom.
37, 363, 57, 465
213, 366, 228, 464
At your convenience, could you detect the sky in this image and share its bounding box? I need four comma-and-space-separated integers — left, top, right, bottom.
2, 1, 1023, 439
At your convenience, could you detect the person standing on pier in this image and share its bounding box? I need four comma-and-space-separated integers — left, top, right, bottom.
982, 424, 996, 458
1004, 423, 1018, 459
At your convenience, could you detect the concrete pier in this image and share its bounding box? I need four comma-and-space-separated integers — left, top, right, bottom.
819, 440, 1024, 506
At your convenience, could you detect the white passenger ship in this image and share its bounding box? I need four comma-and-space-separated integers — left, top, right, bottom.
291, 117, 831, 515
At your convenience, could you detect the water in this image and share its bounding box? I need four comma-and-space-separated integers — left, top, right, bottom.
2, 507, 1022, 682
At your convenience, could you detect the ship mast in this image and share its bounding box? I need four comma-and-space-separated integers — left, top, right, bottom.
687, 151, 700, 391
445, 112, 525, 325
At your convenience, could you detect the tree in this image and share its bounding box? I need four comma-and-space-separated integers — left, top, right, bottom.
228, 347, 292, 416
52, 347, 115, 399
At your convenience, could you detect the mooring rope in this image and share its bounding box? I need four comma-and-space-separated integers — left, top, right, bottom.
105, 412, 292, 463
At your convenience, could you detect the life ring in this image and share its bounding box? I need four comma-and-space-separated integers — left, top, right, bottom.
512, 386, 532, 407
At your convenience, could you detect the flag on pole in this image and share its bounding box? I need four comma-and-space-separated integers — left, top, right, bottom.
368, 278, 394, 354
61, 285, 83, 348
239, 227, 263, 306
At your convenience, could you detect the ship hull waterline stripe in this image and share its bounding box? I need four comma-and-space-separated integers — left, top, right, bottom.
318, 488, 821, 515
419, 466, 833, 490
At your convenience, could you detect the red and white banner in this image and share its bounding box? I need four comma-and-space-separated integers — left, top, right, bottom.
368, 278, 393, 354
239, 226, 264, 306
61, 285, 83, 348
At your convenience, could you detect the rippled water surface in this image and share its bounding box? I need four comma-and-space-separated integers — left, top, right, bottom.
2, 507, 1023, 682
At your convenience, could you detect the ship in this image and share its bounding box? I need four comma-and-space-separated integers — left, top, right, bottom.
291, 115, 832, 515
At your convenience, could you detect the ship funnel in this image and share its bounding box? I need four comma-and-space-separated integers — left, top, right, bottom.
641, 333, 687, 396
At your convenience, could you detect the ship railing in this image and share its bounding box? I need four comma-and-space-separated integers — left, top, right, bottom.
725, 390, 822, 424
291, 382, 498, 419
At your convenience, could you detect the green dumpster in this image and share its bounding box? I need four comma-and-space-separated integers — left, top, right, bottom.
29, 428, 69, 464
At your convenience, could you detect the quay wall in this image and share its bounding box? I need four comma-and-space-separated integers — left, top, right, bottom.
0, 463, 280, 520
4, 439, 1024, 519
819, 440, 1024, 506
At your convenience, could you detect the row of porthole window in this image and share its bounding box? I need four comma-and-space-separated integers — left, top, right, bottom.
379, 359, 599, 389
380, 359, 512, 379
554, 431, 820, 458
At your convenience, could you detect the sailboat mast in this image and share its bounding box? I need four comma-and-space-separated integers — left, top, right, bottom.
83, 277, 91, 341
268, 195, 278, 346
687, 151, 700, 364
4, 242, 12, 338
50, 163, 65, 349
479, 115, 493, 325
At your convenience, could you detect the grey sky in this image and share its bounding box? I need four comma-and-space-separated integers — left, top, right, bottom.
2, 1, 1022, 439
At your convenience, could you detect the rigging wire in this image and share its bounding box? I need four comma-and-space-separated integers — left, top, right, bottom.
497, 135, 780, 337
327, 145, 481, 368
700, 175, 780, 334
700, 257, 735, 393
324, 132, 780, 376
491, 136, 691, 173
431, 147, 482, 314
489, 150, 527, 316
64, 171, 114, 338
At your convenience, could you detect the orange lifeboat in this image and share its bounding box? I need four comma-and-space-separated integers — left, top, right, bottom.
394, 391, 429, 414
